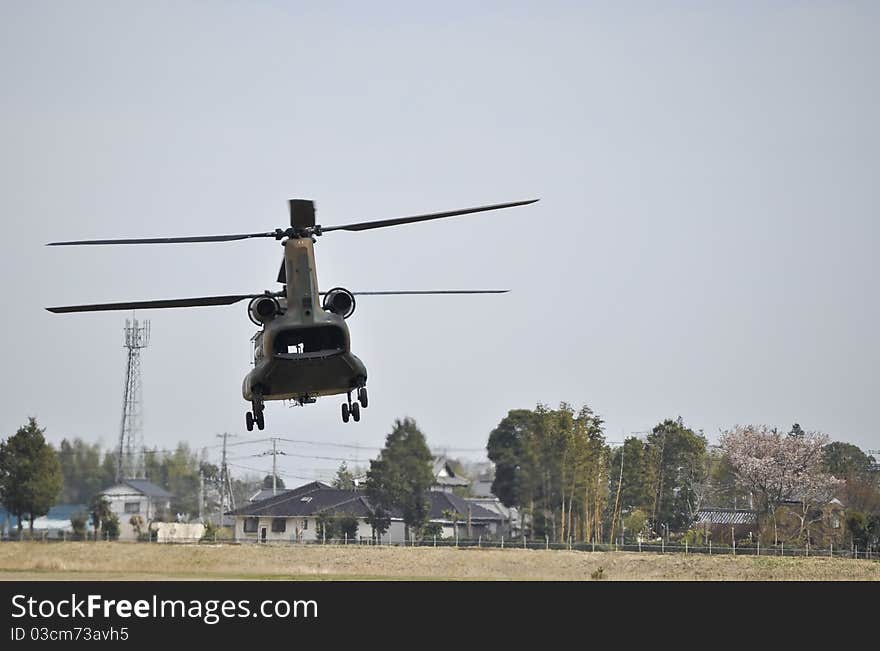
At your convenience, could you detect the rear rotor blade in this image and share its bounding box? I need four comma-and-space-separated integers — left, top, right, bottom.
320, 199, 538, 233
46, 294, 261, 313
47, 232, 278, 246
321, 290, 510, 296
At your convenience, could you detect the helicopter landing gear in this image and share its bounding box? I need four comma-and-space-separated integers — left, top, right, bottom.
341, 389, 363, 423
247, 394, 265, 431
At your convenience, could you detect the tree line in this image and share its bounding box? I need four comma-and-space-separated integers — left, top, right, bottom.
487, 405, 879, 548
0, 418, 263, 536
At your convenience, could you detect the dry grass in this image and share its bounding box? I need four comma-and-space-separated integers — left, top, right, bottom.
1, 542, 878, 581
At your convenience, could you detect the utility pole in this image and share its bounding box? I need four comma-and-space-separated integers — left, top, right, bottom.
216, 432, 236, 524
259, 438, 286, 495
198, 470, 204, 523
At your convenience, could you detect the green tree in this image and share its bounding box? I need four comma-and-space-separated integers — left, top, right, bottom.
365, 505, 391, 542
644, 418, 707, 533
70, 512, 88, 538
0, 418, 63, 534
315, 511, 338, 541
58, 438, 110, 504
487, 404, 608, 543
336, 513, 359, 541
89, 494, 112, 540
822, 442, 874, 481
365, 418, 433, 540
101, 513, 120, 541
332, 462, 356, 490
486, 409, 538, 508
262, 474, 286, 491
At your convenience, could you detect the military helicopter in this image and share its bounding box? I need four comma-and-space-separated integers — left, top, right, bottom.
46, 198, 538, 430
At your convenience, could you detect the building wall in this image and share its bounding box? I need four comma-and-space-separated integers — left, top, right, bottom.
100, 485, 169, 541
235, 516, 389, 543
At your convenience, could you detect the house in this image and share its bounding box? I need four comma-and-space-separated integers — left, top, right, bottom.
694, 508, 758, 543
227, 480, 507, 544
98, 479, 173, 541
432, 456, 470, 493
774, 496, 846, 547
227, 481, 398, 543
466, 497, 520, 538
428, 492, 506, 539
0, 504, 88, 539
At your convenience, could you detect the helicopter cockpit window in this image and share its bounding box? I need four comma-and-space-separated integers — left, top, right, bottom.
252, 332, 264, 361
274, 326, 345, 355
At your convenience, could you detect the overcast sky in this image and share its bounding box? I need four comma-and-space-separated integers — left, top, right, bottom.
1, 2, 877, 482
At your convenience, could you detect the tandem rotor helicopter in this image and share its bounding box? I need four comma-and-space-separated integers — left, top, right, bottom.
46, 198, 538, 430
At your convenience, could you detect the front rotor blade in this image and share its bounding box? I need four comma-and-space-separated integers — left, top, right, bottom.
320, 290, 510, 296
320, 199, 538, 233
46, 294, 261, 313
47, 232, 278, 246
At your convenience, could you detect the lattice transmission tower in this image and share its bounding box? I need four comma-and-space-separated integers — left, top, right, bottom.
116, 318, 150, 481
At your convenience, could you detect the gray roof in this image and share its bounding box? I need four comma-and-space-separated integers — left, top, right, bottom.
248, 488, 293, 503
228, 484, 372, 518
432, 456, 470, 487
695, 508, 757, 525
429, 491, 503, 522
101, 479, 173, 499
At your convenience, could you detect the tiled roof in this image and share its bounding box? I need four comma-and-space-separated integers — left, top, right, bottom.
228, 486, 371, 518
429, 491, 503, 522
101, 479, 173, 499
695, 508, 757, 525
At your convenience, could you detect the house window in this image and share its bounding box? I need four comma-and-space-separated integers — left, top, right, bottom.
124, 502, 140, 514
302, 518, 308, 530
243, 517, 258, 533
831, 516, 840, 529
271, 518, 286, 533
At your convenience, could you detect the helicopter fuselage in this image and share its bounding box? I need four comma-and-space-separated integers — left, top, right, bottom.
241, 236, 367, 405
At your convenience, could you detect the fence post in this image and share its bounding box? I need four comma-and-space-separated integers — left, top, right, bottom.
639, 539, 642, 553
501, 535, 504, 549
478, 535, 481, 548
523, 535, 526, 549
781, 541, 784, 556
830, 541, 833, 557
661, 538, 664, 554
683, 539, 685, 555
322, 529, 325, 545
592, 538, 595, 553
455, 528, 459, 548
433, 535, 436, 547
709, 539, 711, 555
757, 539, 760, 556
545, 535, 549, 551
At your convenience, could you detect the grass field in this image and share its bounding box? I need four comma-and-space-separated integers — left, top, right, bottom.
1, 542, 879, 580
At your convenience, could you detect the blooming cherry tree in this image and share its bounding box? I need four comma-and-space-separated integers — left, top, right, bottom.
720, 425, 841, 541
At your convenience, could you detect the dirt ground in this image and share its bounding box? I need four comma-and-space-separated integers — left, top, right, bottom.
1, 542, 879, 581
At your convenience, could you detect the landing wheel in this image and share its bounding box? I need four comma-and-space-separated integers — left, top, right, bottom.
351, 401, 361, 422
358, 387, 368, 409
245, 411, 254, 432
255, 410, 265, 430
342, 403, 350, 423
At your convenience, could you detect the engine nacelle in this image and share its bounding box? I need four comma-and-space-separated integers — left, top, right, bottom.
248, 295, 281, 325
322, 287, 356, 319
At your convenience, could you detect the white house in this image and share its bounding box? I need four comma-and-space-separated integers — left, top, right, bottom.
99, 479, 173, 541
228, 481, 398, 543
228, 481, 505, 544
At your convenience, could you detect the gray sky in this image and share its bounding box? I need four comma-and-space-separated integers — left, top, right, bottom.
1, 2, 878, 482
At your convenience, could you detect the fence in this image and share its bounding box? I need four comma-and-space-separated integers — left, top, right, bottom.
4, 532, 876, 560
